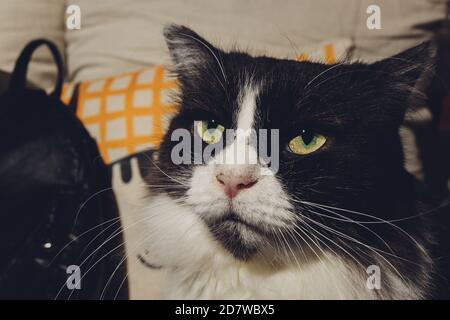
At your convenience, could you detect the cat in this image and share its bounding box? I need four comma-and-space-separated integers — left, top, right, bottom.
140, 24, 447, 299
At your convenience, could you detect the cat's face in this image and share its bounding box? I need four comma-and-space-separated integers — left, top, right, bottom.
149, 25, 429, 262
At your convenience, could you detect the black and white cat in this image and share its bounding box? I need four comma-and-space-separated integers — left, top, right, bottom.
141, 25, 448, 299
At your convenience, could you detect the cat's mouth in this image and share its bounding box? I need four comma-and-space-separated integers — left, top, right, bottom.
220, 213, 266, 234
205, 212, 269, 260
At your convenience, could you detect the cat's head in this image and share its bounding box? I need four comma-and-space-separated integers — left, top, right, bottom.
149, 25, 431, 262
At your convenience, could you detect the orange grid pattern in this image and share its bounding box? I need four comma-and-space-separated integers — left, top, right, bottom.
61, 66, 178, 163
297, 43, 336, 63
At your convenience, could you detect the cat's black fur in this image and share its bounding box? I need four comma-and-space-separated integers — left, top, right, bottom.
146, 25, 450, 299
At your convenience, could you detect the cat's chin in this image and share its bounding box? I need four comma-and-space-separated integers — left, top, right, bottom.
205, 212, 269, 261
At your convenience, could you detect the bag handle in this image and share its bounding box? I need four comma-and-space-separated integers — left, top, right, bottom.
9, 39, 64, 98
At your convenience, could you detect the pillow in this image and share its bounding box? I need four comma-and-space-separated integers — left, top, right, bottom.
65, 0, 361, 82
0, 0, 65, 90
62, 66, 178, 164
65, 0, 444, 83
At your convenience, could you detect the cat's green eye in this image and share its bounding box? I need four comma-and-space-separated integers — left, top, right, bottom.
195, 120, 225, 144
288, 131, 327, 155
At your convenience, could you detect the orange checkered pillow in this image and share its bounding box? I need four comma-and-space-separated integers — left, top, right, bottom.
61, 41, 350, 164
62, 66, 178, 164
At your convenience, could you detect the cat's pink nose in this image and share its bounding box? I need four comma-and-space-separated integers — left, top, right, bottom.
215, 168, 258, 199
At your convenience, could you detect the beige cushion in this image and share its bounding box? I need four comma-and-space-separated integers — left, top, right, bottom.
66, 0, 444, 82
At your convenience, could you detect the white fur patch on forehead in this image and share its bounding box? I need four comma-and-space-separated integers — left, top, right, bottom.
236, 82, 261, 131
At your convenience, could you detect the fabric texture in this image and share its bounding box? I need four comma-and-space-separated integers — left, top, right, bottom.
66, 0, 444, 83
62, 66, 178, 164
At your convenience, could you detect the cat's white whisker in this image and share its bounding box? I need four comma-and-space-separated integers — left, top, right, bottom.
298, 200, 399, 257
300, 200, 431, 260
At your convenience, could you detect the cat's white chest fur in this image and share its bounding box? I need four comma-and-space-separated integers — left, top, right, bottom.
141, 194, 379, 299
165, 250, 375, 299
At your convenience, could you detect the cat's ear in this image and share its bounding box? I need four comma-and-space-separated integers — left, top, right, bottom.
373, 42, 434, 98
369, 42, 434, 125
163, 24, 224, 78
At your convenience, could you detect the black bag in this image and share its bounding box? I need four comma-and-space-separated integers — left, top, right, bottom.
0, 39, 128, 299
